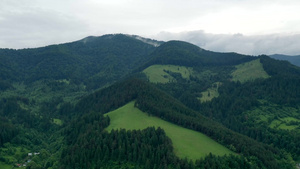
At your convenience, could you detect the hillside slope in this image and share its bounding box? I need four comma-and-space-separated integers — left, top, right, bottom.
105, 101, 234, 160
0, 34, 157, 89
0, 34, 299, 168
73, 78, 294, 169
138, 52, 300, 164
136, 41, 255, 72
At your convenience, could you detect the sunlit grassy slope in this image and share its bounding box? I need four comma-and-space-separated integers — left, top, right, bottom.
143, 65, 193, 83
105, 101, 233, 161
231, 59, 270, 83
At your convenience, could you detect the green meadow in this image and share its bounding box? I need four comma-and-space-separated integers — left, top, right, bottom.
53, 118, 63, 126
105, 101, 234, 161
231, 59, 270, 83
198, 82, 221, 102
0, 162, 14, 169
269, 117, 300, 130
244, 101, 300, 131
143, 65, 193, 83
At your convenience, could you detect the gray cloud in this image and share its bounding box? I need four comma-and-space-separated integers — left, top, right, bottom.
1, 0, 300, 54
0, 3, 89, 49
153, 31, 300, 56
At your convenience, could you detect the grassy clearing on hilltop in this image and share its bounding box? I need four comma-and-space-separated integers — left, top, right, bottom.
105, 101, 234, 161
143, 65, 193, 83
231, 59, 270, 83
198, 82, 221, 102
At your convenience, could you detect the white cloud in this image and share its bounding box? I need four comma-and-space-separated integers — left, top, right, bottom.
154, 31, 300, 55
0, 1, 90, 48
0, 0, 300, 54
163, 0, 300, 35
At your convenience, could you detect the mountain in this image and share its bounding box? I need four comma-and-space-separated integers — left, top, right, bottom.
0, 34, 299, 169
62, 78, 293, 169
269, 54, 300, 67
138, 49, 300, 162
125, 34, 164, 47
136, 40, 254, 72
0, 34, 157, 90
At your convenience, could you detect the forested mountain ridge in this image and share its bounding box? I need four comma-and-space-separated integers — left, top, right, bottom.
137, 52, 300, 167
0, 34, 157, 90
269, 54, 300, 67
0, 34, 299, 168
0, 34, 161, 168
135, 40, 255, 72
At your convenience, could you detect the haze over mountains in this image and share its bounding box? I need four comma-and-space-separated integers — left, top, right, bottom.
0, 34, 299, 169
269, 54, 300, 67
154, 31, 300, 56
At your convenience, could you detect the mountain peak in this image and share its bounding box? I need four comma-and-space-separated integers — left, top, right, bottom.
79, 34, 124, 44
125, 34, 164, 47
79, 34, 163, 47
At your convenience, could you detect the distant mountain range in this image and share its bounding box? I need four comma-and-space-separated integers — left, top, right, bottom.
269, 54, 300, 67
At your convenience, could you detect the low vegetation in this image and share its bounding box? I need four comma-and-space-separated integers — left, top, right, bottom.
0, 162, 13, 169
231, 59, 270, 83
143, 64, 193, 83
198, 82, 221, 102
244, 101, 300, 131
105, 101, 233, 160
53, 118, 63, 126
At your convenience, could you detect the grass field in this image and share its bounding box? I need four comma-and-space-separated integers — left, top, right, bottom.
244, 101, 300, 131
270, 117, 300, 130
105, 101, 234, 161
231, 59, 270, 83
143, 65, 193, 83
269, 119, 281, 128
198, 82, 221, 102
0, 162, 15, 169
53, 118, 63, 126
269, 119, 300, 130
278, 123, 298, 130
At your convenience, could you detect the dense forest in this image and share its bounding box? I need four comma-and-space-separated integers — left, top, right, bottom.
135, 41, 255, 73
148, 55, 300, 163
0, 34, 299, 169
72, 78, 294, 169
61, 108, 258, 169
0, 34, 157, 89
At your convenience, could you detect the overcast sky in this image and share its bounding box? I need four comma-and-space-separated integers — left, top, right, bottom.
1, 0, 300, 55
